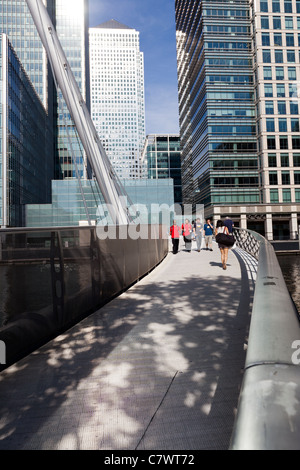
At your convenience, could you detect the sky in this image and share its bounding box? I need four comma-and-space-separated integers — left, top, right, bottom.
88, 0, 180, 135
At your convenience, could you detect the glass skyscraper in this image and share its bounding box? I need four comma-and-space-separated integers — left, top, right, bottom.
0, 34, 50, 226
176, 0, 259, 208
175, 0, 300, 240
0, 0, 91, 227
55, 0, 90, 180
145, 134, 183, 204
89, 19, 146, 179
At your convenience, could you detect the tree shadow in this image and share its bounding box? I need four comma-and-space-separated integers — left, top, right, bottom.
0, 250, 254, 450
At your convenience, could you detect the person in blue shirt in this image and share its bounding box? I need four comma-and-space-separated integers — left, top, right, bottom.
203, 218, 214, 251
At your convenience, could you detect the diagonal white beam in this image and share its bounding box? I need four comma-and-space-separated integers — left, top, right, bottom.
26, 0, 131, 225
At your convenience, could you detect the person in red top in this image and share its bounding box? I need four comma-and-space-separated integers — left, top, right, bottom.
170, 220, 180, 254
182, 218, 193, 252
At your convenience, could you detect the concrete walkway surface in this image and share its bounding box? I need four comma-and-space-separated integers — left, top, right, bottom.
0, 239, 257, 450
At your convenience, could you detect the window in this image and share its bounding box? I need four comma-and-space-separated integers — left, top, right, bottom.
297, 0, 300, 13
269, 171, 278, 184
261, 1, 268, 12
266, 101, 274, 114
285, 17, 294, 29
263, 49, 271, 62
270, 189, 279, 202
275, 50, 283, 63
264, 83, 273, 97
293, 153, 300, 166
278, 101, 286, 114
287, 50, 295, 62
286, 33, 294, 46
261, 16, 269, 29
289, 83, 296, 97
277, 84, 285, 97
291, 118, 299, 132
276, 66, 284, 80
262, 33, 270, 46
273, 17, 281, 29
268, 154, 277, 167
296, 190, 300, 202
264, 66, 272, 80
280, 137, 288, 149
288, 66, 297, 80
268, 137, 276, 149
284, 1, 293, 13
266, 118, 275, 132
290, 102, 299, 114
279, 118, 287, 132
292, 138, 300, 149
273, 1, 281, 12
282, 189, 291, 201
274, 33, 282, 45
281, 154, 289, 166
294, 171, 300, 184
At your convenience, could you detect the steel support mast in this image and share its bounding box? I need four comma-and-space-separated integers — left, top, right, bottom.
26, 0, 131, 225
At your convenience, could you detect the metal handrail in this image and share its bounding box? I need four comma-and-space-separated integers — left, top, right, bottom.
230, 228, 300, 450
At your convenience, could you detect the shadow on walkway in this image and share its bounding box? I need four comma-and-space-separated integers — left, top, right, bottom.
0, 244, 256, 450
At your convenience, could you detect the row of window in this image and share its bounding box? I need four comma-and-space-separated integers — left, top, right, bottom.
268, 153, 300, 167
263, 65, 297, 79
262, 48, 297, 63
267, 136, 300, 148
264, 100, 299, 114
268, 171, 300, 185
260, 1, 300, 14
261, 15, 300, 29
265, 117, 299, 132
261, 31, 298, 46
264, 82, 297, 97
269, 188, 300, 203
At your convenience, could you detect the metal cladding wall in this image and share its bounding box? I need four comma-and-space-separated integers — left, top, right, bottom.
0, 225, 168, 371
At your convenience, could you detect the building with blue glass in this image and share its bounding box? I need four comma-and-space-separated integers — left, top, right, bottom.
175, 0, 300, 239
144, 134, 183, 204
0, 34, 50, 227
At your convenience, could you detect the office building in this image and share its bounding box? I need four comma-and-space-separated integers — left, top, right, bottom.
175, 0, 300, 239
0, 34, 50, 227
89, 19, 146, 179
144, 134, 183, 204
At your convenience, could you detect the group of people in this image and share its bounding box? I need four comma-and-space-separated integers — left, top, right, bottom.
170, 216, 234, 271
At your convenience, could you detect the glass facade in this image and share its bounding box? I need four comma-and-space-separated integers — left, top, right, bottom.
55, 0, 90, 180
175, 0, 259, 208
145, 134, 182, 204
89, 20, 146, 179
0, 34, 50, 226
26, 179, 175, 227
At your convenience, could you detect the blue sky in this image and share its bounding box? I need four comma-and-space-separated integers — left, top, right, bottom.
89, 0, 180, 135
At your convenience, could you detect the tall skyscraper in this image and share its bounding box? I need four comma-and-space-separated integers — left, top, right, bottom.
0, 33, 50, 227
55, 0, 90, 180
175, 0, 300, 240
0, 0, 91, 227
89, 19, 146, 179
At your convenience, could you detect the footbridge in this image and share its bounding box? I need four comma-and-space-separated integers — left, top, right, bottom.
0, 226, 299, 450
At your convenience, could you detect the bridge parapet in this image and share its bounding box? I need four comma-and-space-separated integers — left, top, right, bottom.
231, 228, 300, 450
0, 225, 168, 371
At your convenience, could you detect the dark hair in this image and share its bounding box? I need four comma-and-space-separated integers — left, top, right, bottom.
216, 219, 224, 228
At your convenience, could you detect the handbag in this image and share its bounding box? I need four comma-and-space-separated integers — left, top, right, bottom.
215, 232, 235, 247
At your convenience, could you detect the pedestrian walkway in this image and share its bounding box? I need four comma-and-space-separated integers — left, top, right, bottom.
0, 239, 257, 450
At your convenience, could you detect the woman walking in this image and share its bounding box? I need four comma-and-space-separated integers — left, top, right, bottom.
182, 218, 193, 252
215, 219, 230, 270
